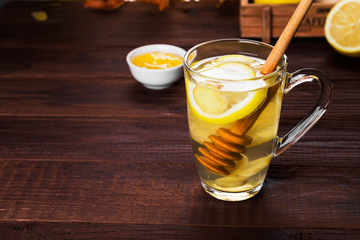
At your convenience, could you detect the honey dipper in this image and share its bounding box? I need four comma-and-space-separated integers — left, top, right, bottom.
195, 0, 314, 175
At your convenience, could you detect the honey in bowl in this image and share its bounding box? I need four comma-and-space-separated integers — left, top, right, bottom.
131, 52, 183, 70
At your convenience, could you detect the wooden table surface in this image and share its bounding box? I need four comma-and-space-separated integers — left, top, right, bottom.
0, 1, 359, 239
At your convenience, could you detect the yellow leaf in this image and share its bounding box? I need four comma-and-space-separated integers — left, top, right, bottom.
31, 11, 48, 22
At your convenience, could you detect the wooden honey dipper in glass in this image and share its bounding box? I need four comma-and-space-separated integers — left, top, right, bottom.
195, 0, 313, 175
195, 85, 278, 175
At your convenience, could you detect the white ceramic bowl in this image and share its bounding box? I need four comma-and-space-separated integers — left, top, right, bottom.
126, 44, 186, 90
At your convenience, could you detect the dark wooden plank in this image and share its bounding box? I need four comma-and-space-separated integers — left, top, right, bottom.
0, 1, 359, 239
0, 1, 239, 48
0, 74, 187, 117
0, 114, 359, 166
0, 222, 359, 240
0, 116, 191, 162
0, 39, 358, 80
0, 160, 359, 228
0, 3, 359, 80
0, 75, 358, 166
0, 65, 358, 118
0, 78, 358, 166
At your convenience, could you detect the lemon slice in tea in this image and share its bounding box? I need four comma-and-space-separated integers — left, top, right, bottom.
186, 61, 267, 125
213, 54, 256, 65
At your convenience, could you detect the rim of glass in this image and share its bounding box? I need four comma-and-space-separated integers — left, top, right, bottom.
183, 38, 288, 82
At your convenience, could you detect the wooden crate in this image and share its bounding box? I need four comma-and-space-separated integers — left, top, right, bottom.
240, 0, 335, 43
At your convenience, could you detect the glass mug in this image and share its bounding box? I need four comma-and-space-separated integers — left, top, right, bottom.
183, 39, 332, 201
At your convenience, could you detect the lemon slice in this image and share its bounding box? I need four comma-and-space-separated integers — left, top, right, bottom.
186, 62, 267, 125
198, 62, 257, 80
324, 0, 360, 57
214, 54, 256, 65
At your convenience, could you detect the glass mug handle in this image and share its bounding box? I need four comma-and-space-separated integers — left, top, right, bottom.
275, 68, 333, 156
